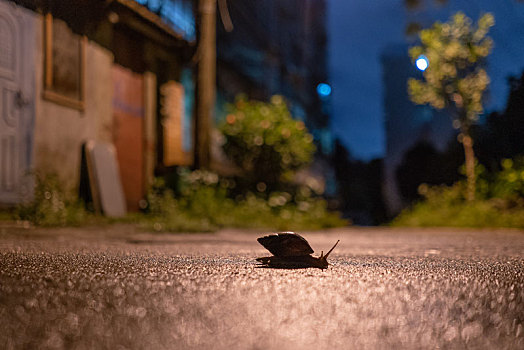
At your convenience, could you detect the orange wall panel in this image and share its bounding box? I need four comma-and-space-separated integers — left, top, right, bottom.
112, 65, 144, 212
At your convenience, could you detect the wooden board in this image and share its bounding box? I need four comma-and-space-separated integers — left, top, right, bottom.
85, 140, 126, 217
112, 65, 144, 211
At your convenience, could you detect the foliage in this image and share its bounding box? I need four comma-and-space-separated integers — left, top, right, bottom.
142, 169, 347, 232
392, 157, 524, 228
4, 168, 345, 232
219, 95, 316, 190
488, 158, 524, 204
15, 173, 91, 227
408, 12, 494, 125
397, 69, 524, 207
408, 12, 495, 201
137, 177, 219, 232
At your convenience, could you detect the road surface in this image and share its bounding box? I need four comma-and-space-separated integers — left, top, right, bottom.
0, 224, 523, 349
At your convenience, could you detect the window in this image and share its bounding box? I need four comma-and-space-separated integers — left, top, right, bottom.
43, 13, 85, 110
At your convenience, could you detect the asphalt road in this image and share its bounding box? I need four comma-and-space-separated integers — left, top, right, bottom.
0, 224, 523, 349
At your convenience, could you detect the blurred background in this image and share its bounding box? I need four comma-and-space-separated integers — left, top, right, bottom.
1, 0, 524, 229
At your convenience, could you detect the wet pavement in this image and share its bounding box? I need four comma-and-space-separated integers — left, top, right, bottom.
0, 224, 523, 349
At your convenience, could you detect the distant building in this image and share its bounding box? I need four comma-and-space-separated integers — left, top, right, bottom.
381, 45, 455, 215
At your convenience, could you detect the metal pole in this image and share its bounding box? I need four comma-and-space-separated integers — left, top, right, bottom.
194, 0, 216, 169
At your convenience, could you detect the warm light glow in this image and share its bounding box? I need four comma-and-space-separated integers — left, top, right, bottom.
416, 55, 429, 71
317, 83, 332, 97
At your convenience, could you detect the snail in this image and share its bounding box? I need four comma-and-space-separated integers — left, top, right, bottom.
256, 232, 339, 269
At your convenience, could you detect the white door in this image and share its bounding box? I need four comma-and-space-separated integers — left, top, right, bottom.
0, 0, 34, 204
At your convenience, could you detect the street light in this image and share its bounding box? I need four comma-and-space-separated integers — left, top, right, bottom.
416, 55, 429, 71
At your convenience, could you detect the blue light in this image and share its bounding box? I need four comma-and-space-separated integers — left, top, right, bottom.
416, 55, 429, 71
132, 0, 195, 41
317, 83, 332, 97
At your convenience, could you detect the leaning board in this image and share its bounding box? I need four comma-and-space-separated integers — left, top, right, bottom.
85, 141, 126, 217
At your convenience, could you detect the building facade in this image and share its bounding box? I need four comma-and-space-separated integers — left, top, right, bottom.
0, 0, 196, 210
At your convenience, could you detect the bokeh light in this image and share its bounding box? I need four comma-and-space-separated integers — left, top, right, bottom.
316, 83, 332, 97
415, 55, 429, 71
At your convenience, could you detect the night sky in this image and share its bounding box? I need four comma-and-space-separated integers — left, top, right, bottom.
328, 0, 524, 160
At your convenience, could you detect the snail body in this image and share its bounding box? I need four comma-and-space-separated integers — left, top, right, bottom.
256, 232, 339, 269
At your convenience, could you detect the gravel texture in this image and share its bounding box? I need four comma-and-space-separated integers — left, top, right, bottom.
0, 224, 523, 349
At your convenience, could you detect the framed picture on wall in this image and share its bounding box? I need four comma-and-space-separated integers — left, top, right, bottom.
43, 13, 85, 110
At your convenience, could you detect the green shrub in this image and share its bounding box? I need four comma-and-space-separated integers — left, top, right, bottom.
15, 173, 90, 227
142, 170, 347, 232
392, 158, 524, 228
139, 177, 218, 232
489, 158, 524, 205
219, 95, 315, 190
7, 169, 346, 232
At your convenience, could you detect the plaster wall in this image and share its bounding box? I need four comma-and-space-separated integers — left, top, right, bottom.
33, 15, 114, 190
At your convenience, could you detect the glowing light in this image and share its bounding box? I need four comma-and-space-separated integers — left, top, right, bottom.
316, 83, 332, 97
416, 55, 429, 71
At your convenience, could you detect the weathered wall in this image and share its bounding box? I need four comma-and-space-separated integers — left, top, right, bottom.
33, 15, 114, 190
143, 72, 157, 193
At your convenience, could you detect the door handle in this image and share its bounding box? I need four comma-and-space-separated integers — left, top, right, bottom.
15, 90, 30, 108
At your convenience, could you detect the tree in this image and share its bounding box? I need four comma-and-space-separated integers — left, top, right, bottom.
219, 96, 315, 191
408, 12, 494, 201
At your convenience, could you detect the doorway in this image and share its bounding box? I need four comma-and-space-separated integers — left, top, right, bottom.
0, 1, 34, 205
